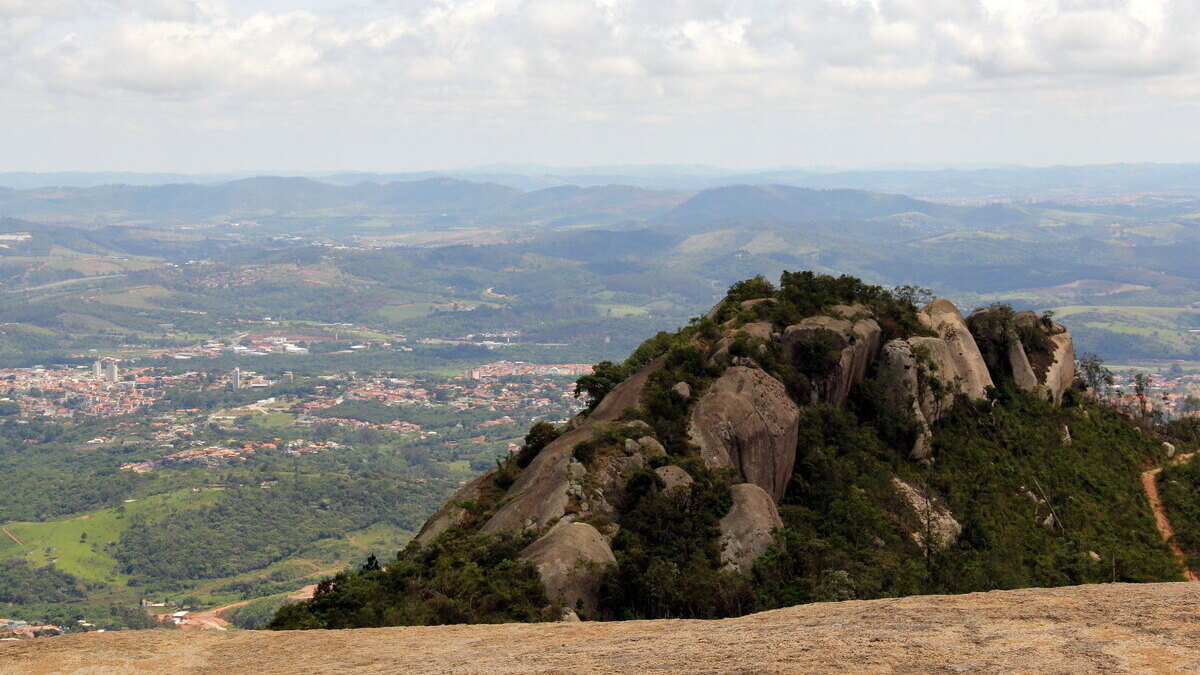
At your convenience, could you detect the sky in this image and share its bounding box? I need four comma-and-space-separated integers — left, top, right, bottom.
1, 0, 1198, 172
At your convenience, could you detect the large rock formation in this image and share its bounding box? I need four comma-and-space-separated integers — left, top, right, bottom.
520, 522, 616, 615
969, 307, 1077, 401
919, 299, 994, 399
479, 426, 585, 535
482, 359, 664, 535
880, 300, 1000, 459
783, 305, 883, 407
405, 282, 1078, 623
719, 483, 784, 573
1007, 336, 1040, 391
655, 465, 694, 491
880, 340, 946, 460
1040, 330, 1076, 402
688, 366, 801, 502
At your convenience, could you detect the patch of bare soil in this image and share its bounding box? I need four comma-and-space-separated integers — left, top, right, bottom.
5, 582, 1200, 674
1143, 453, 1199, 582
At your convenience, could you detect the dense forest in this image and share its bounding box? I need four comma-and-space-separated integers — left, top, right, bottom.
115, 475, 446, 588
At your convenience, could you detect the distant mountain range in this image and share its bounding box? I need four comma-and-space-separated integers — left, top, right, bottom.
7, 163, 1200, 198
0, 174, 1088, 229
0, 177, 682, 225
2, 176, 969, 227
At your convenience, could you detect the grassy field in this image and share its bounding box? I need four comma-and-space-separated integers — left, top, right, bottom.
90, 285, 173, 310
596, 303, 650, 317
0, 490, 222, 586
0, 489, 416, 610
1048, 305, 1198, 352
1051, 305, 1190, 321
375, 302, 438, 322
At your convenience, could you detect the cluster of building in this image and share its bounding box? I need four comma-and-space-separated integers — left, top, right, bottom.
284, 440, 344, 455
0, 231, 33, 250
0, 618, 63, 639
160, 339, 311, 360
120, 441, 274, 473
464, 361, 593, 379
1110, 369, 1200, 416
0, 362, 193, 419
416, 331, 523, 349
309, 371, 580, 417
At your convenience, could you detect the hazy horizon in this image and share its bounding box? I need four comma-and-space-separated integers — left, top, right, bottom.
1, 160, 1197, 177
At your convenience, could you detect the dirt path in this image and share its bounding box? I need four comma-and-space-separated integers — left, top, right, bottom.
184, 601, 249, 631
6, 582, 1200, 674
2, 527, 23, 545
1142, 453, 1199, 582
288, 585, 317, 601
181, 583, 320, 631
5, 273, 125, 294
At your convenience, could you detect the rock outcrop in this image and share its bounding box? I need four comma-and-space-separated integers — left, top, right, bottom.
1007, 336, 1040, 391
655, 465, 694, 491
688, 366, 801, 502
719, 483, 783, 573
881, 301, 998, 459
479, 426, 585, 535
881, 340, 937, 459
738, 321, 774, 342
1039, 331, 1075, 402
414, 472, 492, 547
919, 299, 994, 399
520, 522, 616, 615
482, 359, 664, 535
783, 305, 882, 407
969, 307, 1077, 400
404, 280, 1080, 624
890, 477, 962, 553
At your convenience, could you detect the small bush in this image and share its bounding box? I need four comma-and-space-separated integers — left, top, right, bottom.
516, 422, 561, 468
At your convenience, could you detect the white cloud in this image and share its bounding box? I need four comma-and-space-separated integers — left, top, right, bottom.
0, 0, 1198, 169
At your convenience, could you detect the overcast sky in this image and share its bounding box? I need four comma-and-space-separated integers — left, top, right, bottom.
1, 0, 1197, 172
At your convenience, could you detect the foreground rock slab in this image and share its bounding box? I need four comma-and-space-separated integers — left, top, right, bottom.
5, 583, 1200, 674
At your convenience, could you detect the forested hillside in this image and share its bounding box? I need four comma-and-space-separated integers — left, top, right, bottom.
272, 272, 1190, 630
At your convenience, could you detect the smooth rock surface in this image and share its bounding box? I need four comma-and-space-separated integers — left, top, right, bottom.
10, 583, 1200, 674
413, 471, 492, 546
520, 522, 616, 615
655, 465, 694, 491
1040, 331, 1076, 402
920, 299, 994, 399
689, 366, 801, 502
482, 359, 663, 535
880, 340, 934, 460
719, 483, 783, 573
1007, 335, 1040, 391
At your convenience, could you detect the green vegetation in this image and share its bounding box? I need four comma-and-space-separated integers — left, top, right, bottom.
115, 475, 444, 588
269, 530, 553, 629
1158, 456, 1200, 570
601, 466, 745, 619
224, 594, 295, 630
755, 387, 1178, 612
0, 393, 487, 623
0, 559, 85, 605
273, 272, 1191, 631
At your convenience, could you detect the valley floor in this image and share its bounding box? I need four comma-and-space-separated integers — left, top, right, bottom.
4, 582, 1200, 674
